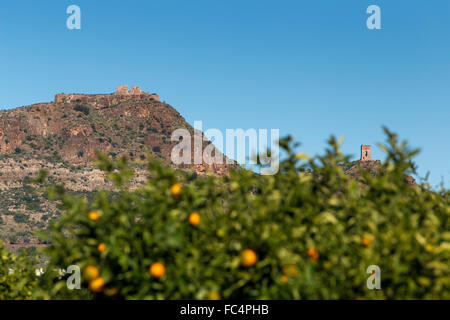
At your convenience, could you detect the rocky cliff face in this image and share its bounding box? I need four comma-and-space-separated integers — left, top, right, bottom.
0, 87, 238, 247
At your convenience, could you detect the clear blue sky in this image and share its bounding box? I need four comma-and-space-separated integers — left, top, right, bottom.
0, 0, 449, 186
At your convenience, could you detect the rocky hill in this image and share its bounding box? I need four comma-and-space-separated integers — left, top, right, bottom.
0, 85, 235, 173
0, 85, 237, 247
341, 160, 383, 179
341, 160, 416, 186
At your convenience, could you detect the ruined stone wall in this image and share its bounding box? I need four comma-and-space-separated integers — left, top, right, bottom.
130, 85, 142, 95
116, 85, 129, 95
54, 94, 86, 104
54, 85, 159, 107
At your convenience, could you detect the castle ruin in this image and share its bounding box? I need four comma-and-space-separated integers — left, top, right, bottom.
361, 145, 371, 161
54, 85, 159, 107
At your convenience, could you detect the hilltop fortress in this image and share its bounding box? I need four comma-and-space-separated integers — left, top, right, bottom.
54, 85, 159, 108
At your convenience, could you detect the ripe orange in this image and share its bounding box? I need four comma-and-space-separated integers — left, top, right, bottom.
83, 265, 99, 281
362, 236, 371, 247
89, 277, 105, 292
189, 212, 201, 226
307, 248, 319, 262
88, 211, 100, 221
150, 262, 166, 278
98, 243, 106, 252
170, 183, 182, 199
240, 249, 257, 267
281, 275, 288, 283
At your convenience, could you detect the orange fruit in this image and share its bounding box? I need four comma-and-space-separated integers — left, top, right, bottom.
189, 212, 201, 226
240, 249, 257, 267
89, 277, 105, 292
83, 265, 99, 281
362, 236, 371, 247
88, 211, 100, 221
281, 275, 288, 283
150, 262, 166, 278
170, 183, 182, 199
307, 248, 319, 262
98, 243, 106, 252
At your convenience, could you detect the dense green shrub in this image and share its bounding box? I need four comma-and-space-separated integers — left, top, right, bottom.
13, 213, 29, 224
152, 146, 161, 153
30, 128, 449, 299
0, 241, 38, 299
73, 104, 90, 116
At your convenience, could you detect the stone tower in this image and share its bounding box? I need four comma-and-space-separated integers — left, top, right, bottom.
361, 145, 371, 161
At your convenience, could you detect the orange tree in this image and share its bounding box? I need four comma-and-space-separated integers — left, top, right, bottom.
33, 128, 449, 299
0, 241, 38, 299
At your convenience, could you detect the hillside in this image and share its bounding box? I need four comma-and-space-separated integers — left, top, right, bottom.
0, 86, 237, 247
341, 160, 416, 186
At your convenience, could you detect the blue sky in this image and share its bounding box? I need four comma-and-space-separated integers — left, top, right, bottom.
0, 0, 449, 186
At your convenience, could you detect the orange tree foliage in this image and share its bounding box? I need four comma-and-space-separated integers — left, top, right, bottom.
0, 242, 38, 299
25, 128, 450, 299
